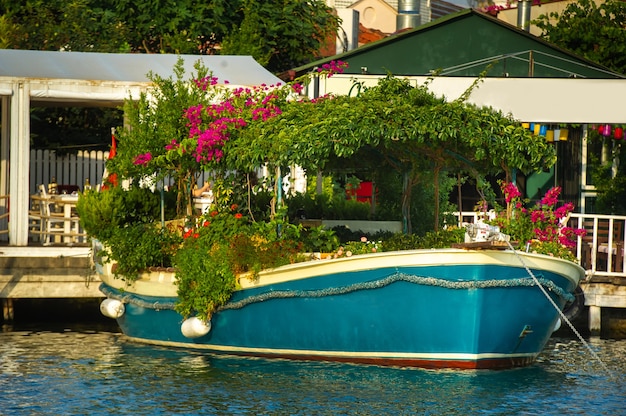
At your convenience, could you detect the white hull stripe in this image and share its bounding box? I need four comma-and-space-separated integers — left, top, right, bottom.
125, 336, 537, 361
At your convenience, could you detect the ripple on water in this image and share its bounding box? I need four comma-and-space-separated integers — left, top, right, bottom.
0, 327, 624, 415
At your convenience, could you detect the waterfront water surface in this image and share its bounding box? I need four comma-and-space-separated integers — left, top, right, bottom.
1, 320, 624, 415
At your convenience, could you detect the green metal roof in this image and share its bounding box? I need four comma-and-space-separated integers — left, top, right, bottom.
294, 9, 622, 79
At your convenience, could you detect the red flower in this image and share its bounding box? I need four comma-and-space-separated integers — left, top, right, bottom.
234, 213, 243, 219
230, 204, 238, 211
210, 211, 219, 217
202, 220, 210, 227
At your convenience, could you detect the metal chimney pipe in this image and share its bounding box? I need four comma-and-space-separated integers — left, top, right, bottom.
397, 0, 421, 31
517, 0, 532, 32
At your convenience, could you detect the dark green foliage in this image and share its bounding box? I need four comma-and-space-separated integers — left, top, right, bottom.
175, 241, 239, 321
220, 0, 339, 72
77, 186, 179, 280
0, 0, 338, 73
30, 107, 123, 152
107, 223, 181, 278
0, 0, 130, 52
589, 134, 626, 214
381, 228, 465, 251
174, 209, 305, 320
300, 226, 340, 252
329, 226, 394, 245
535, 0, 626, 75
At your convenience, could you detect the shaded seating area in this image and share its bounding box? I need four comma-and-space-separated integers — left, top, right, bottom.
28, 184, 85, 245
56, 184, 80, 195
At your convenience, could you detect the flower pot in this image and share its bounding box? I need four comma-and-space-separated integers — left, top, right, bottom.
558, 129, 569, 141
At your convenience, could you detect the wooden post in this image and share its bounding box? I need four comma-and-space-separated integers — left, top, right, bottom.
589, 305, 601, 336
2, 298, 14, 322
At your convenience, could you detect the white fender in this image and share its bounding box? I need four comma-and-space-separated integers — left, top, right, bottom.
552, 318, 562, 332
100, 298, 125, 319
181, 317, 211, 338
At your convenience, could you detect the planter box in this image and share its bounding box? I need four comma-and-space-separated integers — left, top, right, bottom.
321, 220, 402, 234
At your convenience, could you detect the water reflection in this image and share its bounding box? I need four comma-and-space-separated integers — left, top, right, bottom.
0, 324, 624, 415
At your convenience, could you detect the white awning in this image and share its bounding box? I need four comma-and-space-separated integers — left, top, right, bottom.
322, 75, 626, 124
0, 50, 281, 85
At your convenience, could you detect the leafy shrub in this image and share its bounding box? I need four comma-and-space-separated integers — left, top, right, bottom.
106, 223, 181, 279
381, 228, 465, 251
300, 226, 340, 252
174, 206, 305, 320
77, 186, 179, 281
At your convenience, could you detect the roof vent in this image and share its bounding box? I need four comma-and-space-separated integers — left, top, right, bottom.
397, 0, 421, 31
517, 0, 532, 32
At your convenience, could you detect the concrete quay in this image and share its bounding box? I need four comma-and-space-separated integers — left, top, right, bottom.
581, 275, 626, 337
0, 246, 101, 321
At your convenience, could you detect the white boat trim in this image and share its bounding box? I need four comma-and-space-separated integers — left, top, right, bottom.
99, 249, 584, 298
236, 249, 583, 289
124, 336, 538, 361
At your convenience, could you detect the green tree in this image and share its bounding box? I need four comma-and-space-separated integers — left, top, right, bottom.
109, 0, 236, 55
0, 0, 129, 52
534, 0, 626, 74
229, 75, 556, 231
220, 0, 340, 73
0, 0, 339, 74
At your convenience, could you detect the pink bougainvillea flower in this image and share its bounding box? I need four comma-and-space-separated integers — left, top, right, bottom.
165, 139, 179, 151
316, 60, 348, 77
554, 202, 574, 219
531, 210, 545, 223
502, 182, 522, 203
540, 186, 561, 207
133, 152, 152, 166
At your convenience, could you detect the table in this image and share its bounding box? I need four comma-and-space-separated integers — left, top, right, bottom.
52, 193, 81, 243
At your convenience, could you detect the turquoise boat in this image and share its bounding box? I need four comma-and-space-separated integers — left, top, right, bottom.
97, 247, 584, 369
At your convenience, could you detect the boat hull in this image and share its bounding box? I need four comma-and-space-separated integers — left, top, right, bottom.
98, 249, 584, 369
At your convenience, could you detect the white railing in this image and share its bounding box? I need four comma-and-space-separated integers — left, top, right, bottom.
452, 211, 626, 277
568, 213, 626, 277
28, 149, 219, 194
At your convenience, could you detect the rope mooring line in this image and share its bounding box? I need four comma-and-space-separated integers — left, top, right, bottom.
505, 239, 615, 379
